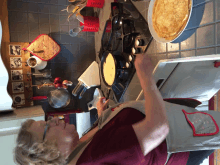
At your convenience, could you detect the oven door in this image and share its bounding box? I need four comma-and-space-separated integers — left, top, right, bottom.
158, 56, 220, 103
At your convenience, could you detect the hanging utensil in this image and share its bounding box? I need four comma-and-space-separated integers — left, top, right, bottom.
69, 26, 84, 37
72, 81, 84, 96
72, 82, 88, 99
79, 84, 88, 99
76, 13, 84, 24
62, 1, 87, 22
26, 69, 52, 78
61, 4, 77, 13
31, 83, 54, 89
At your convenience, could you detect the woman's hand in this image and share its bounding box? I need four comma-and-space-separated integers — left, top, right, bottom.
134, 52, 154, 78
96, 97, 110, 118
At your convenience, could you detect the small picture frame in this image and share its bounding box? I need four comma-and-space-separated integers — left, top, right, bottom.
13, 94, 25, 105
11, 70, 23, 81
12, 82, 24, 93
9, 45, 21, 56
10, 57, 22, 68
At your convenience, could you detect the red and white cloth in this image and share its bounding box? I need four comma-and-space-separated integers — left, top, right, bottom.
183, 110, 219, 136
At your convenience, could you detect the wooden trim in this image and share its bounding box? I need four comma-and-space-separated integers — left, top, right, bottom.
0, 0, 11, 100
0, 0, 10, 68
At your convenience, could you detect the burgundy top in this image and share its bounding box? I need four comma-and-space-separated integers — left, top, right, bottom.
76, 107, 190, 165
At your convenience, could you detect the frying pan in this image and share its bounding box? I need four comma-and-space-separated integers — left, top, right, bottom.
100, 51, 130, 101
31, 88, 71, 108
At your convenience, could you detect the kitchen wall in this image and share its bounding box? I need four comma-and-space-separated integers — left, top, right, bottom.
7, 0, 96, 107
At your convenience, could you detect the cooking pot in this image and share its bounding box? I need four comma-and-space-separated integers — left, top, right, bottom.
31, 88, 71, 108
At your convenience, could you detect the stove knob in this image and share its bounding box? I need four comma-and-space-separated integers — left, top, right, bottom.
135, 39, 145, 47
135, 39, 140, 47
132, 47, 135, 54
128, 55, 133, 62
126, 62, 131, 68
132, 47, 143, 54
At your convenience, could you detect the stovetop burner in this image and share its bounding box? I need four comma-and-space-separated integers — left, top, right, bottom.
98, 0, 152, 103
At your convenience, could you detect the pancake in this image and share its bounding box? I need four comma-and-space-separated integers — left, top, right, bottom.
103, 53, 116, 86
152, 0, 192, 41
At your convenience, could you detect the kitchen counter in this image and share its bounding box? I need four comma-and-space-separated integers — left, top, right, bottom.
95, 0, 220, 103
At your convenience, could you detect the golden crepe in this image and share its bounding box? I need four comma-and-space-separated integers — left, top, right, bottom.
103, 53, 116, 86
152, 0, 192, 41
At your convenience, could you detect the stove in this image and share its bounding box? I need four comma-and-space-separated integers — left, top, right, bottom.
98, 1, 152, 103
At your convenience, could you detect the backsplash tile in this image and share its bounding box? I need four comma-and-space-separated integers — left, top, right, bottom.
29, 32, 41, 42
196, 47, 215, 56
59, 15, 69, 25
216, 0, 220, 21
10, 32, 19, 42
10, 12, 28, 23
180, 29, 196, 50
58, 0, 67, 5
27, 2, 40, 12
39, 14, 49, 24
200, 1, 214, 25
40, 23, 50, 34
17, 22, 30, 33
48, 0, 59, 5
18, 32, 29, 42
181, 50, 196, 58
50, 24, 60, 33
9, 21, 18, 32
8, 0, 96, 109
197, 24, 215, 48
38, 3, 50, 13
167, 43, 180, 52
28, 13, 39, 23
8, 1, 28, 11
49, 14, 60, 24
60, 33, 75, 44
49, 33, 61, 44
156, 41, 166, 53
29, 24, 40, 34
60, 25, 69, 33
50, 5, 59, 14
167, 52, 180, 59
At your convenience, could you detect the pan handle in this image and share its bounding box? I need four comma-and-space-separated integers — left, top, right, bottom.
144, 37, 153, 53
72, 81, 84, 96
79, 86, 87, 99
31, 96, 48, 100
101, 19, 111, 50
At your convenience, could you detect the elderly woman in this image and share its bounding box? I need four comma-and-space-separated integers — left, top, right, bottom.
14, 53, 216, 165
